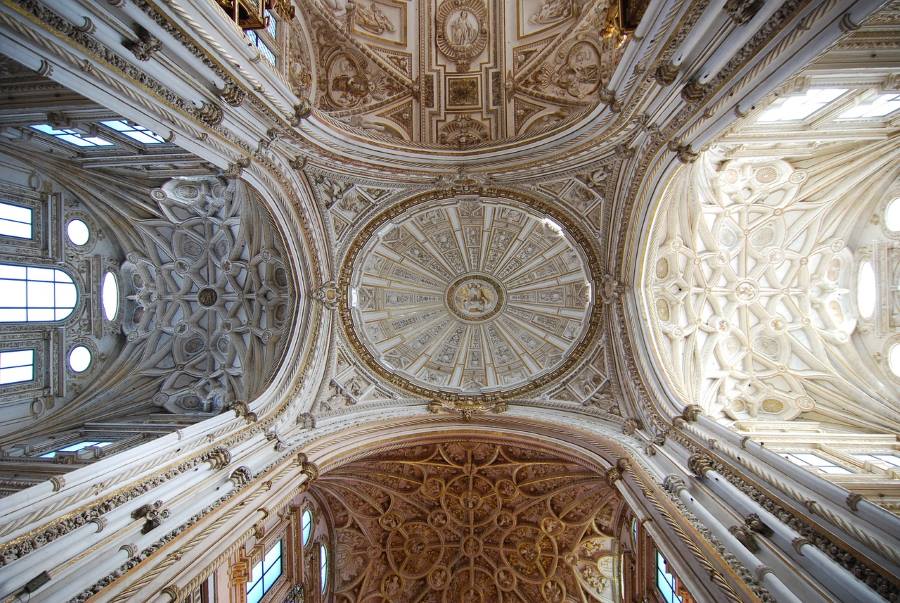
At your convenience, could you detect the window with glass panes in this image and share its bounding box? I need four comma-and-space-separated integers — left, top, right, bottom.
301, 509, 313, 545
781, 452, 852, 474
39, 441, 112, 458
30, 124, 113, 147
852, 453, 900, 470
0, 264, 77, 322
0, 201, 32, 239
0, 349, 33, 385
656, 551, 684, 603
247, 540, 282, 603
100, 120, 166, 144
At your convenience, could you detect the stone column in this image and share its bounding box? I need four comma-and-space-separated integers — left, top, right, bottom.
664, 475, 803, 603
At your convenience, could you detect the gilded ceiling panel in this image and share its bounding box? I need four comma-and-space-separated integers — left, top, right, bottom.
294, 0, 637, 149
313, 441, 623, 602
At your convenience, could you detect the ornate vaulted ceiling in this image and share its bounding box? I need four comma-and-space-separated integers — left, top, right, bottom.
341, 194, 595, 400
291, 0, 636, 150
311, 440, 624, 602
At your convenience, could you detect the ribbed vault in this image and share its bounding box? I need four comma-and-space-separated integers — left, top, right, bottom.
311, 440, 623, 602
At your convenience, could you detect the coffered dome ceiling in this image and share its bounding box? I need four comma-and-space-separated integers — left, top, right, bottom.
292, 0, 633, 151
340, 194, 596, 400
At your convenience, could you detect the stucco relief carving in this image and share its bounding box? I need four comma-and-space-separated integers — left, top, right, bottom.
643, 150, 900, 429
314, 441, 623, 602
120, 177, 295, 415
293, 0, 633, 148
344, 196, 595, 397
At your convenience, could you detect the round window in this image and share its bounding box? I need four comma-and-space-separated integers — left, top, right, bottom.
68, 345, 91, 372
102, 272, 119, 320
66, 219, 90, 245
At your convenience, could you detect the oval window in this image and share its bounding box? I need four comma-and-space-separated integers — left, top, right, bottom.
68, 345, 91, 372
66, 219, 90, 245
301, 509, 313, 546
102, 272, 119, 320
857, 261, 876, 319
320, 544, 328, 592
890, 343, 900, 378
886, 197, 900, 232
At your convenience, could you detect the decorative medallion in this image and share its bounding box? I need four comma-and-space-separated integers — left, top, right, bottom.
435, 0, 489, 69
339, 190, 600, 403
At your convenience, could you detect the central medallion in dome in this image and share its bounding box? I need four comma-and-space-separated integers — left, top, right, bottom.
445, 274, 505, 323
339, 193, 598, 401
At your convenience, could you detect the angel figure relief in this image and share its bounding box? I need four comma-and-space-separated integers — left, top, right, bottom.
356, 1, 395, 35
530, 0, 571, 25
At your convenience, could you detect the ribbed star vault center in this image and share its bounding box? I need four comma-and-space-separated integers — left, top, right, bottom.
348, 197, 593, 395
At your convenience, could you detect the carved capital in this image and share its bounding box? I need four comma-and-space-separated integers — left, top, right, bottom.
292, 100, 313, 125
792, 537, 810, 554
230, 400, 257, 422
296, 412, 316, 429
219, 81, 246, 107
289, 155, 308, 171
668, 141, 699, 163
123, 26, 161, 61
663, 475, 687, 494
195, 101, 224, 127
301, 461, 320, 483
724, 0, 763, 25
680, 79, 708, 102
313, 281, 341, 309
229, 466, 253, 488
654, 62, 679, 86
207, 446, 232, 470
744, 513, 773, 536
687, 453, 714, 478
621, 417, 643, 436
681, 404, 702, 422
729, 524, 760, 551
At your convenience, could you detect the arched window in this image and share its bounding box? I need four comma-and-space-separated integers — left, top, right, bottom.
0, 264, 77, 322
301, 509, 313, 546
319, 543, 328, 593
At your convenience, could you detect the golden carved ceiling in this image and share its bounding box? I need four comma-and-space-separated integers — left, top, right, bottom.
291, 0, 638, 150
337, 191, 603, 404
312, 441, 623, 602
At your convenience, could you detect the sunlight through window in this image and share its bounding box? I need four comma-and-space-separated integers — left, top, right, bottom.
838, 93, 900, 119
757, 89, 846, 122
30, 124, 113, 147
857, 261, 876, 319
100, 119, 166, 144
102, 272, 119, 320
0, 202, 32, 239
0, 264, 77, 322
0, 349, 33, 385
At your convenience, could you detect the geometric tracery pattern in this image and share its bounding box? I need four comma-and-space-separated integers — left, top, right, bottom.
349, 198, 593, 394
644, 151, 899, 427
314, 441, 622, 602
120, 177, 294, 415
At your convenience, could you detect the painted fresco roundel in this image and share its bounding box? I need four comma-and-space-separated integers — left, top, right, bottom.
340, 192, 597, 400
